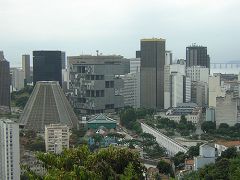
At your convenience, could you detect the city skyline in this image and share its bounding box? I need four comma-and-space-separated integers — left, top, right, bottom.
1, 0, 240, 66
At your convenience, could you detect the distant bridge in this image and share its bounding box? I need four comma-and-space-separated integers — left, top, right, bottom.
211, 63, 240, 69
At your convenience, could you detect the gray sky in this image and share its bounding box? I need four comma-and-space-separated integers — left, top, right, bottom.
1, 0, 240, 67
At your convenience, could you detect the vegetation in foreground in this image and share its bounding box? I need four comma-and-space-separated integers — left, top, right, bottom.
22, 145, 146, 180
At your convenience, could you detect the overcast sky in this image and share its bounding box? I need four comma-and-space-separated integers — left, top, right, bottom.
1, 0, 240, 66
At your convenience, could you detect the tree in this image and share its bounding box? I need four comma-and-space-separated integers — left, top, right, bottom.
157, 160, 173, 176
201, 121, 216, 133
221, 147, 237, 159
24, 145, 146, 179
219, 123, 230, 129
187, 144, 200, 158
179, 115, 187, 124
120, 107, 137, 129
171, 152, 187, 168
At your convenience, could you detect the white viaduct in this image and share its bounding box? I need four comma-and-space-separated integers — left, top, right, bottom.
141, 123, 189, 156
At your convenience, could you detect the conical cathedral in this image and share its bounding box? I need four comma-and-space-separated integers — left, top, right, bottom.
19, 81, 78, 132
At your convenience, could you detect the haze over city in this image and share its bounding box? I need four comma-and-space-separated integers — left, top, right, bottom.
1, 0, 240, 66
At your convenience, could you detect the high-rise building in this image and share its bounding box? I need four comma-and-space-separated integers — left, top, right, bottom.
33, 51, 62, 86
68, 55, 129, 114
19, 81, 78, 132
186, 66, 209, 83
186, 45, 210, 69
191, 81, 208, 107
0, 51, 10, 114
130, 58, 140, 73
61, 51, 66, 69
10, 68, 25, 91
45, 124, 69, 154
165, 51, 173, 65
0, 118, 20, 180
22, 54, 31, 84
209, 74, 225, 107
140, 38, 165, 109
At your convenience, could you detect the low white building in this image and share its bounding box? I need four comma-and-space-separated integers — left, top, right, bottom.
162, 103, 202, 124
215, 141, 240, 156
0, 118, 20, 180
45, 124, 70, 154
194, 143, 216, 171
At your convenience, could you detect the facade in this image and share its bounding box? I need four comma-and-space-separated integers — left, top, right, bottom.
209, 74, 225, 107
0, 51, 11, 114
191, 81, 208, 107
186, 45, 210, 69
68, 55, 129, 114
120, 72, 140, 108
33, 51, 62, 86
165, 51, 172, 65
87, 114, 117, 129
140, 38, 166, 109
0, 119, 20, 180
19, 81, 78, 132
130, 58, 140, 73
162, 103, 202, 124
194, 143, 216, 171
206, 107, 215, 122
22, 54, 31, 84
215, 141, 240, 156
215, 92, 240, 128
61, 51, 66, 69
45, 124, 69, 154
186, 66, 209, 83
164, 64, 187, 109
10, 68, 25, 91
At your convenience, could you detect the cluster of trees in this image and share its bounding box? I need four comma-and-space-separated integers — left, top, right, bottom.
140, 133, 166, 159
156, 116, 196, 136
11, 86, 33, 108
21, 130, 45, 152
201, 121, 240, 140
183, 147, 240, 180
22, 145, 146, 180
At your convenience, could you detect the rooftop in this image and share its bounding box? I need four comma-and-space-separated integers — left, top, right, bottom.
141, 38, 165, 42
216, 140, 240, 147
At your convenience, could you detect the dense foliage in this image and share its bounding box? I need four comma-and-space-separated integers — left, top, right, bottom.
201, 122, 240, 140
23, 145, 146, 180
11, 86, 33, 108
157, 160, 174, 177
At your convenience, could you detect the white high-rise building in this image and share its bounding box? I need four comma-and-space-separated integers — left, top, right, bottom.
11, 68, 25, 91
45, 124, 70, 154
165, 51, 173, 65
209, 74, 225, 107
186, 66, 209, 83
130, 58, 140, 73
120, 72, 140, 108
0, 119, 20, 180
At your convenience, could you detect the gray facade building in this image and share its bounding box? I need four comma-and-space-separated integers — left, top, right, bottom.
61, 51, 66, 69
68, 55, 130, 114
186, 45, 210, 69
0, 51, 10, 114
140, 38, 165, 109
22, 54, 31, 84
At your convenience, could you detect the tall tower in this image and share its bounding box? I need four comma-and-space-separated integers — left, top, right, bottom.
33, 51, 62, 86
186, 45, 210, 69
0, 118, 20, 180
22, 54, 31, 84
0, 51, 10, 114
140, 38, 166, 109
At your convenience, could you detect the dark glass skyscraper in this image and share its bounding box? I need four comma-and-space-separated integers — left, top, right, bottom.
186, 45, 210, 68
140, 38, 165, 109
33, 51, 62, 86
0, 51, 10, 113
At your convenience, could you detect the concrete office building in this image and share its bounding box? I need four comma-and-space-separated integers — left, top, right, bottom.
33, 51, 62, 86
0, 51, 11, 114
19, 81, 78, 132
10, 68, 25, 91
186, 66, 209, 83
61, 51, 66, 69
120, 72, 140, 108
45, 124, 69, 154
130, 58, 140, 73
215, 92, 240, 128
22, 54, 31, 84
68, 55, 129, 114
140, 38, 165, 109
191, 81, 208, 107
0, 119, 20, 180
165, 51, 173, 65
206, 107, 215, 122
209, 74, 225, 107
186, 45, 210, 69
164, 64, 190, 109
